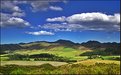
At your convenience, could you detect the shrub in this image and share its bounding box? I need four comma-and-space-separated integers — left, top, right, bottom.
0, 63, 120, 75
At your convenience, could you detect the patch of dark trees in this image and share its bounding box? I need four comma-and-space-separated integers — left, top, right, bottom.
81, 41, 120, 51
80, 47, 120, 56
8, 53, 77, 62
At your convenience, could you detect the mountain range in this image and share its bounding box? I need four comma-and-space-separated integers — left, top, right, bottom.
0, 39, 120, 55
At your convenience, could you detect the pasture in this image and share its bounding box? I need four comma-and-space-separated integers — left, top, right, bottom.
1, 61, 68, 66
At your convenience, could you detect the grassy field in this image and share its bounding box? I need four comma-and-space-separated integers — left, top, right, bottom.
1, 59, 120, 66
75, 59, 120, 65
1, 61, 68, 66
0, 47, 120, 75
1, 46, 120, 62
1, 49, 120, 61
102, 55, 120, 60
13, 46, 91, 61
0, 60, 120, 75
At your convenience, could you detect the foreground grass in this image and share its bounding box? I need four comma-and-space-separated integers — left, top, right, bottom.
0, 62, 120, 75
75, 59, 120, 65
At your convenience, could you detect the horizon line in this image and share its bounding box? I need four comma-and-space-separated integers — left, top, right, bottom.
1, 39, 120, 45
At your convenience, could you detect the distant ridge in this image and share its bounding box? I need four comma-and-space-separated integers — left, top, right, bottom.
1, 39, 120, 45
0, 39, 120, 55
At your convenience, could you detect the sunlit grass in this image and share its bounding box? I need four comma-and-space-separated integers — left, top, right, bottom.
1, 61, 68, 66
75, 59, 120, 65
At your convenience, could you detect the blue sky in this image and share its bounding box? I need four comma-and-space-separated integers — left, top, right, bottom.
1, 0, 120, 44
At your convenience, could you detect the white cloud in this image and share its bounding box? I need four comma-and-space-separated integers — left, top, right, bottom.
1, 13, 11, 21
49, 6, 63, 11
0, 0, 66, 28
0, 0, 66, 30
41, 23, 85, 32
0, 1, 28, 28
30, 1, 49, 12
46, 12, 120, 24
66, 12, 120, 23
26, 31, 54, 35
1, 0, 65, 14
1, 1, 25, 17
25, 0, 65, 12
46, 16, 66, 22
12, 12, 25, 17
44, 12, 120, 32
1, 1, 22, 12
0, 13, 30, 27
7, 17, 30, 26
13, 6, 22, 12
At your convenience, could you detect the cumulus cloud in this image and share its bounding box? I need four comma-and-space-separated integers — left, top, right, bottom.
44, 12, 120, 32
12, 12, 25, 17
66, 12, 120, 24
49, 6, 63, 11
7, 17, 30, 27
46, 12, 120, 23
41, 23, 85, 32
1, 1, 25, 17
0, 13, 30, 27
29, 0, 65, 12
12, 0, 65, 12
1, 0, 66, 14
26, 31, 54, 35
0, 1, 29, 28
46, 16, 66, 22
1, 0, 66, 28
30, 1, 49, 12
1, 1, 22, 12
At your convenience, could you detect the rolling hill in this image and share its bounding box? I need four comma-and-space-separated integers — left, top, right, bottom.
1, 39, 120, 55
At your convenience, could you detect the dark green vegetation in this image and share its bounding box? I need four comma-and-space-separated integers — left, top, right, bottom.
81, 41, 120, 55
80, 48, 119, 56
6, 53, 76, 62
0, 40, 120, 74
0, 63, 120, 75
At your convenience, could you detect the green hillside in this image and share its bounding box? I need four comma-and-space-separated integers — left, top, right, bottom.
1, 40, 120, 61
0, 40, 120, 75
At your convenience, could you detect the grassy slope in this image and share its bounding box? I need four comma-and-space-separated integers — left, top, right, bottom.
75, 59, 120, 65
1, 62, 120, 75
1, 59, 120, 66
20, 42, 51, 47
102, 56, 120, 60
13, 46, 91, 60
1, 61, 68, 66
1, 42, 120, 66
